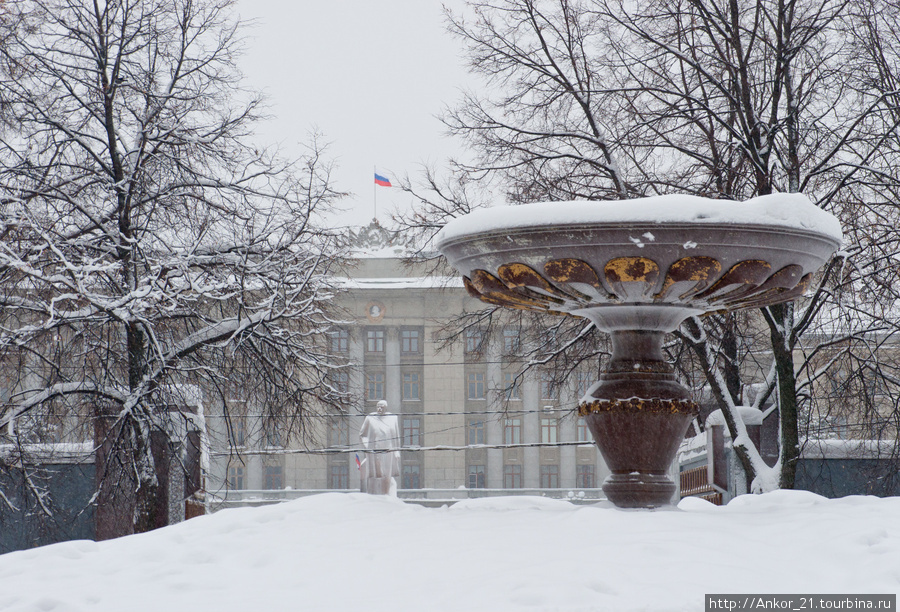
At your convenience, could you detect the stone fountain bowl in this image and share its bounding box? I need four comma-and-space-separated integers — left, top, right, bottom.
435, 194, 843, 332
436, 193, 842, 508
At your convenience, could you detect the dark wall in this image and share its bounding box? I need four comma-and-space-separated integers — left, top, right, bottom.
0, 463, 96, 554
795, 458, 900, 498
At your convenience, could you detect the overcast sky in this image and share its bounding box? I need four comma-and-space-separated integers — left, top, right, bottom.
236, 0, 472, 229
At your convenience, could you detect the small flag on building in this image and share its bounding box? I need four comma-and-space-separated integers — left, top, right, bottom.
355, 453, 362, 469
374, 172, 392, 187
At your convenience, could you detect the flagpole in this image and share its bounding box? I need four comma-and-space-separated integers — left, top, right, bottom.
373, 165, 377, 220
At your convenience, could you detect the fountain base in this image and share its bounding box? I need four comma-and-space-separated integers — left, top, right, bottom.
580, 397, 698, 508
579, 330, 699, 508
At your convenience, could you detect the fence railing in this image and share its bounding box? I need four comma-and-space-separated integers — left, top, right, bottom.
679, 465, 724, 505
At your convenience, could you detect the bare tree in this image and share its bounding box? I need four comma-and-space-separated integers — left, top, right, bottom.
399, 0, 900, 492
0, 0, 345, 535
592, 0, 900, 491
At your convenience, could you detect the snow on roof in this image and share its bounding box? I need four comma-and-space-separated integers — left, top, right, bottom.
706, 406, 765, 428
333, 276, 464, 290
436, 193, 843, 246
676, 432, 708, 463
0, 442, 94, 463
800, 439, 899, 460
351, 243, 409, 259
159, 383, 203, 408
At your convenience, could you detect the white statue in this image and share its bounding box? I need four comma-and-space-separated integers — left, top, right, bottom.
358, 400, 401, 495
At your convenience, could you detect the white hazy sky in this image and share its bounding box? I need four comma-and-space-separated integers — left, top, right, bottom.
236, 0, 473, 228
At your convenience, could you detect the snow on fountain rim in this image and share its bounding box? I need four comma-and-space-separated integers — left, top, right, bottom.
435, 193, 843, 247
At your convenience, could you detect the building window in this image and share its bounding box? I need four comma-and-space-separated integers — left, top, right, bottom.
541, 328, 559, 351
869, 372, 886, 398
540, 464, 559, 488
467, 372, 485, 399
829, 370, 849, 397
468, 465, 486, 488
540, 418, 558, 444
402, 464, 421, 489
330, 464, 349, 489
329, 417, 349, 447
402, 372, 421, 401
402, 417, 422, 446
577, 418, 591, 443
576, 464, 595, 488
467, 419, 484, 445
540, 372, 557, 400
576, 371, 594, 399
265, 419, 282, 447
503, 464, 523, 489
401, 329, 420, 354
366, 329, 384, 353
502, 328, 520, 353
504, 418, 522, 445
465, 328, 484, 354
329, 328, 349, 353
228, 465, 244, 490
331, 371, 349, 395
366, 372, 385, 401
503, 372, 521, 400
229, 416, 245, 447
264, 465, 283, 490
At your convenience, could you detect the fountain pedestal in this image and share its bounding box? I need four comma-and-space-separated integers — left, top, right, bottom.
436, 194, 841, 508
580, 330, 697, 508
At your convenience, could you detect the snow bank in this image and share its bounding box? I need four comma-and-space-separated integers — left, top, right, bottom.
0, 491, 897, 611
435, 193, 843, 246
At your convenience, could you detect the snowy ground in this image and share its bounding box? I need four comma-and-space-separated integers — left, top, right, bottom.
1, 491, 898, 612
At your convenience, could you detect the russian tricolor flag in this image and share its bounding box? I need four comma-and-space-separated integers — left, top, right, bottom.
374, 172, 392, 187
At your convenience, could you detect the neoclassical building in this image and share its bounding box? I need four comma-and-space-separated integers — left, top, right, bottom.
207, 221, 609, 506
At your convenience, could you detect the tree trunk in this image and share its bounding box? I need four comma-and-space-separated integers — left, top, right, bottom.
721, 315, 742, 404
132, 426, 164, 534
131, 416, 161, 534
766, 302, 800, 488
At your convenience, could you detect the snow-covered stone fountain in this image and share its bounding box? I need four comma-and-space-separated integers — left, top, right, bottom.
436, 194, 842, 508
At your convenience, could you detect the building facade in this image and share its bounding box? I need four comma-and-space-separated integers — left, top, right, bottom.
207, 222, 609, 505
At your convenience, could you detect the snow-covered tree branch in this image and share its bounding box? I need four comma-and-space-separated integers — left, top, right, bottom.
0, 0, 346, 534
399, 0, 900, 493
